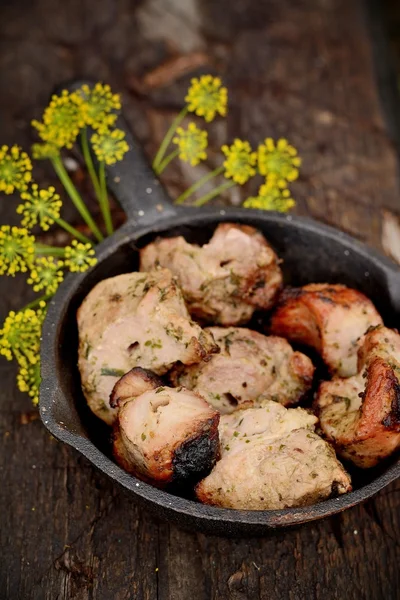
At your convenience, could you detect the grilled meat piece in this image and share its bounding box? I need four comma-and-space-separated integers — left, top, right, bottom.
77, 269, 218, 424
196, 402, 351, 509
110, 367, 164, 408
113, 386, 220, 485
270, 283, 382, 377
140, 223, 283, 325
315, 325, 400, 468
171, 327, 315, 413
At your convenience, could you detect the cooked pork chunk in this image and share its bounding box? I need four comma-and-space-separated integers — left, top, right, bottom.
77, 269, 218, 424
171, 327, 315, 413
196, 402, 351, 509
113, 386, 220, 485
140, 223, 283, 325
110, 367, 163, 408
316, 325, 400, 468
270, 284, 382, 377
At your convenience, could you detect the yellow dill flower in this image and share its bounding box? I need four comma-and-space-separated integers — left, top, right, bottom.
0, 145, 32, 194
17, 357, 41, 405
32, 90, 86, 149
91, 128, 129, 165
222, 139, 257, 185
17, 184, 62, 231
173, 123, 208, 166
243, 181, 295, 212
64, 240, 97, 272
258, 138, 301, 187
79, 83, 121, 131
31, 142, 59, 160
185, 75, 228, 122
28, 257, 64, 295
0, 226, 35, 276
0, 303, 46, 365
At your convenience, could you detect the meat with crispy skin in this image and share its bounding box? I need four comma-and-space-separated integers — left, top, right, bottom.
113, 385, 220, 485
170, 327, 315, 413
315, 325, 400, 468
140, 223, 283, 325
77, 269, 218, 424
196, 402, 351, 509
270, 283, 382, 377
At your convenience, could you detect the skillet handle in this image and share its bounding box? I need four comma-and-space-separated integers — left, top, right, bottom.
105, 115, 179, 224
60, 80, 179, 225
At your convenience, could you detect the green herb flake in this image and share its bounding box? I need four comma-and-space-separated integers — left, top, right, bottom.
101, 367, 126, 377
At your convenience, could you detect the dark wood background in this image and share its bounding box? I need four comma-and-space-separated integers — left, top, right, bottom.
1, 0, 400, 598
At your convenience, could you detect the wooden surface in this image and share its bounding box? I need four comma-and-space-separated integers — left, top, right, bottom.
1, 0, 400, 598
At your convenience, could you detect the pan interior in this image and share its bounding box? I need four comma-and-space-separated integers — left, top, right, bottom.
54, 216, 400, 499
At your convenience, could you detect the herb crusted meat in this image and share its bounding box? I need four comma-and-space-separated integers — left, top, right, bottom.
196, 402, 351, 510
315, 325, 400, 468
170, 327, 315, 413
77, 268, 218, 424
270, 283, 383, 377
112, 378, 220, 486
140, 223, 283, 326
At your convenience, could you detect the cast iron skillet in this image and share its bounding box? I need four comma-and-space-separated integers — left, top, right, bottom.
39, 104, 400, 536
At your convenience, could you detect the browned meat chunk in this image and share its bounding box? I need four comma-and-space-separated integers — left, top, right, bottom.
140, 223, 283, 325
171, 327, 315, 413
270, 283, 382, 377
315, 326, 400, 468
113, 386, 220, 485
77, 269, 218, 424
196, 402, 351, 509
110, 367, 164, 408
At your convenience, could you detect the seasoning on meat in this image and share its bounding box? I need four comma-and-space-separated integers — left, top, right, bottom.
170, 327, 315, 413
315, 325, 400, 468
196, 402, 351, 509
113, 385, 220, 485
270, 283, 383, 377
140, 223, 283, 325
110, 367, 164, 408
77, 268, 218, 424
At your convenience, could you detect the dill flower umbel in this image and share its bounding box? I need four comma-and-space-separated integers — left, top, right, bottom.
28, 257, 64, 295
258, 138, 301, 187
17, 185, 62, 231
17, 357, 41, 405
173, 123, 208, 166
91, 128, 129, 165
0, 303, 46, 364
64, 240, 97, 272
31, 142, 59, 160
32, 90, 86, 149
0, 226, 35, 276
0, 145, 32, 194
79, 83, 121, 131
185, 75, 228, 122
244, 181, 295, 212
222, 139, 257, 185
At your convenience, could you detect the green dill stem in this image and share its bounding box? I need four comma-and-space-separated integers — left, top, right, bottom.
81, 128, 102, 201
152, 106, 188, 171
22, 293, 54, 310
175, 165, 224, 205
51, 155, 104, 242
98, 162, 114, 236
35, 244, 66, 257
54, 217, 93, 245
194, 180, 235, 207
155, 148, 180, 175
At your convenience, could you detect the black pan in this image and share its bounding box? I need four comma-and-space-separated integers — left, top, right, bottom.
39, 104, 400, 537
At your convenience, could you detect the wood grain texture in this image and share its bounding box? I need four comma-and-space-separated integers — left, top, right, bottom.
1, 0, 400, 598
